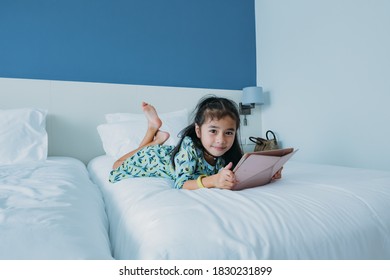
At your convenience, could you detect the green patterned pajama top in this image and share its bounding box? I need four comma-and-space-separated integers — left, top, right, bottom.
109, 136, 225, 189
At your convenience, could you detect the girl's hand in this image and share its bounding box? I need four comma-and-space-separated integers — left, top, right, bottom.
272, 167, 283, 180
183, 163, 237, 190
214, 162, 236, 189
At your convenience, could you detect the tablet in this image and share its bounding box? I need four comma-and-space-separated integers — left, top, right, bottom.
232, 148, 297, 190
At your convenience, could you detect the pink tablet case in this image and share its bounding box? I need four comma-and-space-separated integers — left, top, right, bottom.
232, 148, 296, 190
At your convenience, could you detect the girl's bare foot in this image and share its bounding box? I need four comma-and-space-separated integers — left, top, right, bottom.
154, 131, 170, 145
142, 102, 162, 129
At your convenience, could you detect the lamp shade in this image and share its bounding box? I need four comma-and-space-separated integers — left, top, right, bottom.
242, 86, 264, 105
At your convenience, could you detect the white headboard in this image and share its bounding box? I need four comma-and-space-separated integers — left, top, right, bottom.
1, 78, 261, 163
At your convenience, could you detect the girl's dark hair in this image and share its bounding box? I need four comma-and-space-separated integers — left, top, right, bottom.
171, 95, 243, 168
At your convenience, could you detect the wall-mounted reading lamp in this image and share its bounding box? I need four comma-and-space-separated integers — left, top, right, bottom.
239, 86, 264, 126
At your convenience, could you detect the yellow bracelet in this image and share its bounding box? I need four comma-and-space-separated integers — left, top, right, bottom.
197, 175, 207, 188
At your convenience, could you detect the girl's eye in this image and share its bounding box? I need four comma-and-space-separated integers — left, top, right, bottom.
225, 131, 235, 136
209, 129, 217, 134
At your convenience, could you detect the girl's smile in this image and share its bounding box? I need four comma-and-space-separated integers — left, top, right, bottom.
195, 116, 237, 160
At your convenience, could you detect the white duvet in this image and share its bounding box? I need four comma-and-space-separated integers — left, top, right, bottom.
88, 156, 390, 260
0, 157, 112, 259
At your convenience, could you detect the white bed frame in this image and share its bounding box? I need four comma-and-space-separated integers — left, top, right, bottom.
1, 77, 260, 163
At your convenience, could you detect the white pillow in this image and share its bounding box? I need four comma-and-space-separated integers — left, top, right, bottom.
0, 108, 48, 164
98, 109, 189, 158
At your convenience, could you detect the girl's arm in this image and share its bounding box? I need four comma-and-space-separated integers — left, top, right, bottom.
182, 162, 236, 190
181, 179, 202, 190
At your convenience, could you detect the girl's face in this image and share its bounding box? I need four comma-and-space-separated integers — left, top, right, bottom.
195, 115, 237, 158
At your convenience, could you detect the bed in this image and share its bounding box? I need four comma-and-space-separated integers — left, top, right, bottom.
0, 108, 112, 259
87, 109, 390, 260
88, 156, 390, 260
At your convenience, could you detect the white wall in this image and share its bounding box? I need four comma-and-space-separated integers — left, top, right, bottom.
255, 0, 390, 170
1, 78, 260, 163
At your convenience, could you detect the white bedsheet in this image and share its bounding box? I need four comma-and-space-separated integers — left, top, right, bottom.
88, 155, 390, 260
0, 157, 112, 259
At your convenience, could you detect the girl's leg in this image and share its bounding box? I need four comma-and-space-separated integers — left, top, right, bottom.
138, 102, 164, 147
112, 102, 169, 169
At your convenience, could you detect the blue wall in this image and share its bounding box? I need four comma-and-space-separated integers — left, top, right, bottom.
0, 0, 256, 90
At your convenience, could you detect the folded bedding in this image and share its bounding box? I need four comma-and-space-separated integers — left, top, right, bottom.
88, 155, 390, 260
0, 157, 113, 259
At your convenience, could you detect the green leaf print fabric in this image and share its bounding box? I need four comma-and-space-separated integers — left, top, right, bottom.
109, 136, 224, 189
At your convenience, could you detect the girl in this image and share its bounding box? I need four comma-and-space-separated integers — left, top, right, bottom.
109, 96, 243, 190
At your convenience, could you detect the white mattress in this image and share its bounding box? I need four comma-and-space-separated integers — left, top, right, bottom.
88, 155, 390, 260
0, 157, 113, 259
